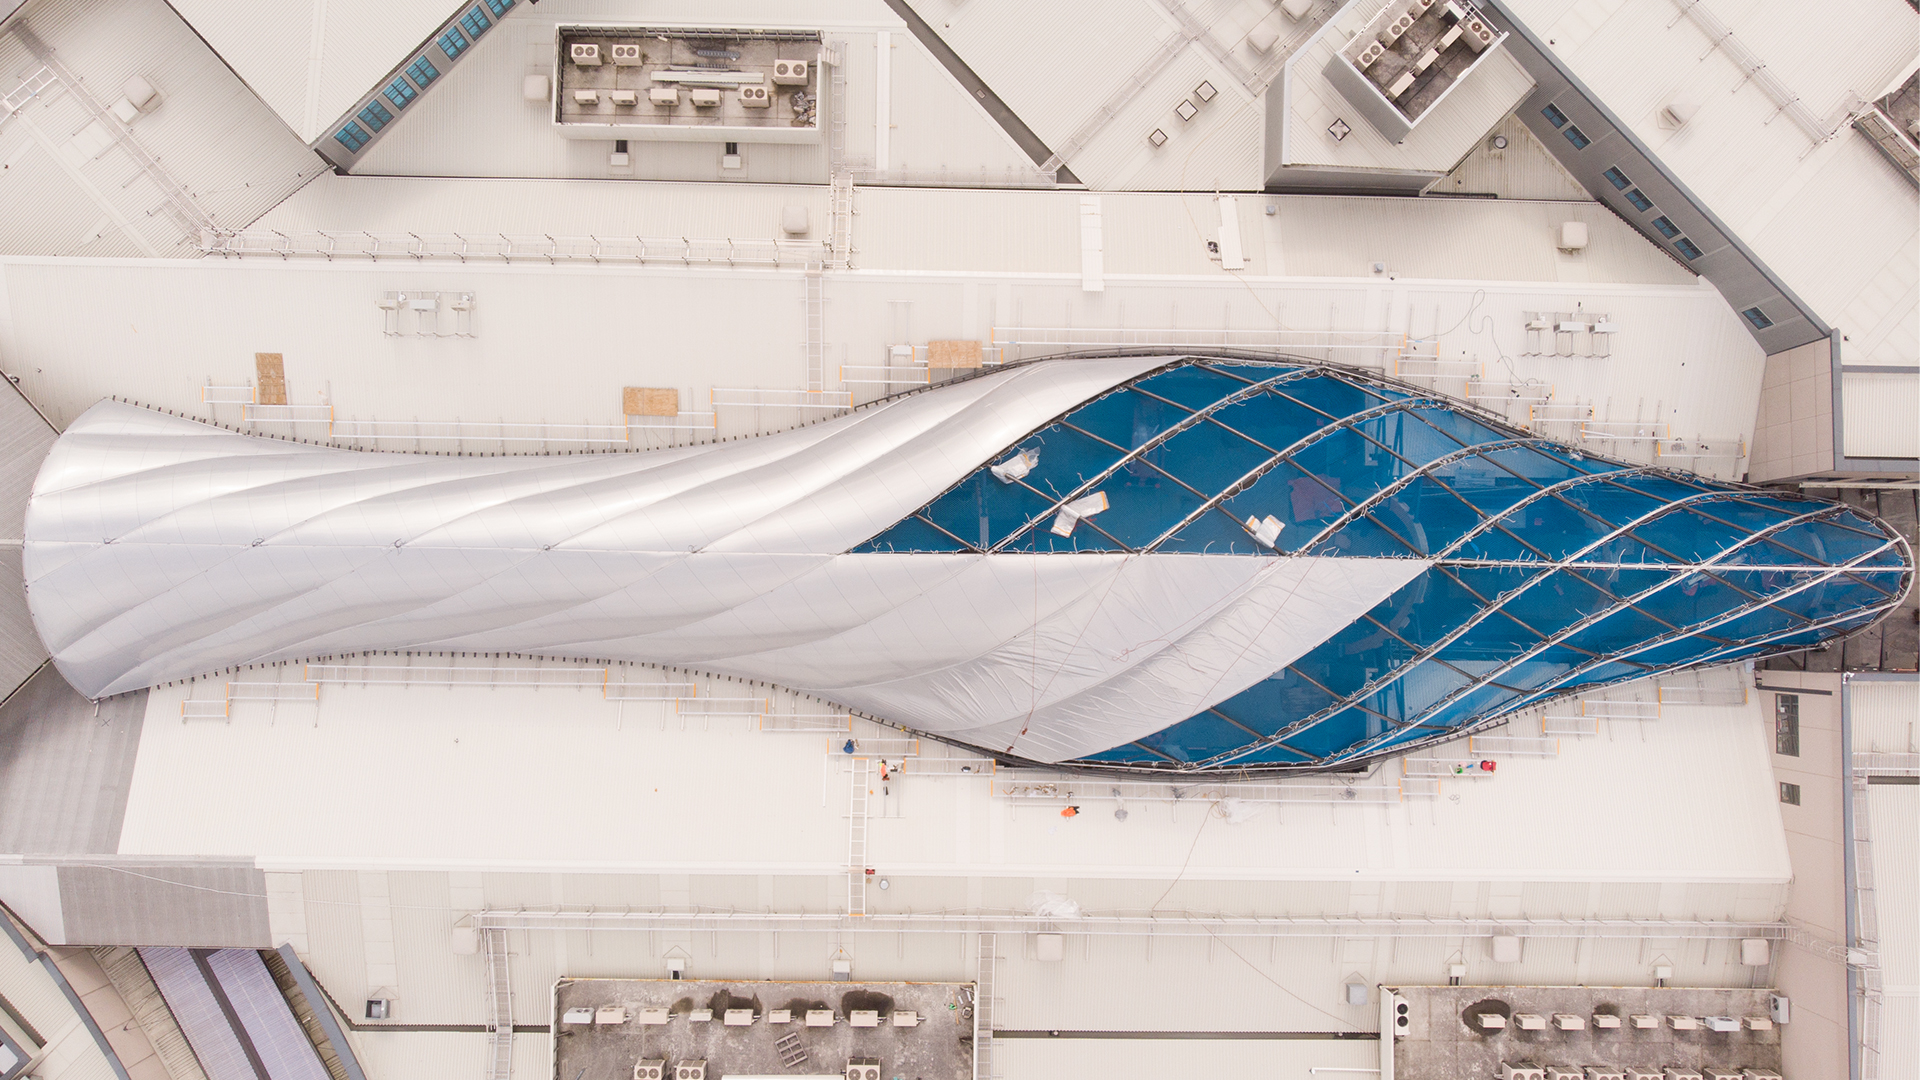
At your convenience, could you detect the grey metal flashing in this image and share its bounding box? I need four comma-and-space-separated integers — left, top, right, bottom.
0, 904, 134, 1080
1480, 0, 1833, 352
273, 945, 369, 1080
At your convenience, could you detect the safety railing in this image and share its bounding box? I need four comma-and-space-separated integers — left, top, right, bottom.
201, 229, 828, 268
989, 326, 1430, 368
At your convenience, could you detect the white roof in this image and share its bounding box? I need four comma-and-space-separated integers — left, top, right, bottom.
1504, 0, 1920, 366
114, 674, 1792, 884
168, 0, 461, 143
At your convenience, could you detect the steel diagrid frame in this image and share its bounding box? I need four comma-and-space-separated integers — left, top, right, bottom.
1199, 498, 1895, 769
1286, 438, 1533, 556
1229, 502, 1892, 767
1325, 521, 1907, 766
1136, 395, 1457, 552
885, 360, 1314, 553
982, 366, 1322, 554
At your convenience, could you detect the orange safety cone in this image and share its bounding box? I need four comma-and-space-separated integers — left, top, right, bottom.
1060, 806, 1079, 818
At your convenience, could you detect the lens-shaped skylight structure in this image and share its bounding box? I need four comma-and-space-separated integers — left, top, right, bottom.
25, 356, 1910, 774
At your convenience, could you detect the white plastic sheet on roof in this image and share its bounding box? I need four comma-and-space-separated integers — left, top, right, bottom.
25, 359, 1422, 762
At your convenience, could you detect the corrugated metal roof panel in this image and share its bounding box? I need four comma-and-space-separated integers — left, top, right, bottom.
0, 931, 122, 1080
1440, 112, 1592, 200
203, 949, 330, 1080
253, 174, 832, 242
349, 1029, 550, 1080
2, 0, 326, 252
1064, 43, 1259, 190
1867, 784, 1917, 1078
140, 947, 257, 1080
1745, 137, 1920, 367
1851, 679, 1918, 754
913, 0, 1178, 151
1840, 371, 1920, 458
884, 30, 1038, 180
167, 0, 458, 142
386, 872, 488, 1026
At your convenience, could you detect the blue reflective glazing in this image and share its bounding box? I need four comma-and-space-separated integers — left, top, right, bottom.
849, 359, 1911, 770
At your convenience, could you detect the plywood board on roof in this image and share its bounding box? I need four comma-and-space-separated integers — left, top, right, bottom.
255, 353, 287, 405
926, 340, 982, 368
623, 387, 679, 417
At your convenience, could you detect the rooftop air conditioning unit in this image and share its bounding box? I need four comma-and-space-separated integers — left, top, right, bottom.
1552, 1013, 1586, 1030
848, 1010, 881, 1028
611, 43, 642, 65
1498, 1065, 1546, 1080
845, 1062, 880, 1080
649, 87, 679, 106
1744, 1015, 1773, 1031
1703, 1016, 1740, 1032
674, 1062, 706, 1080
1547, 1068, 1582, 1080
1629, 1013, 1659, 1029
740, 84, 771, 108
1513, 1013, 1547, 1030
1463, 18, 1493, 51
1357, 42, 1385, 68
1662, 1070, 1703, 1080
772, 59, 809, 85
1742, 1072, 1783, 1080
1625, 1071, 1663, 1080
690, 87, 721, 108
1667, 1015, 1701, 1031
1704, 1071, 1743, 1080
595, 1006, 628, 1025
571, 43, 601, 67
1386, 70, 1416, 98
637, 1007, 671, 1025
1379, 14, 1414, 44
573, 89, 600, 105
634, 1061, 665, 1080
1585, 1070, 1627, 1080
561, 1007, 594, 1024
1591, 1012, 1622, 1028
1410, 46, 1440, 74
609, 89, 637, 106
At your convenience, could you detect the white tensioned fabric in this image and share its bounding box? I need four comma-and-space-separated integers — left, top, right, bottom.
25, 358, 1425, 762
